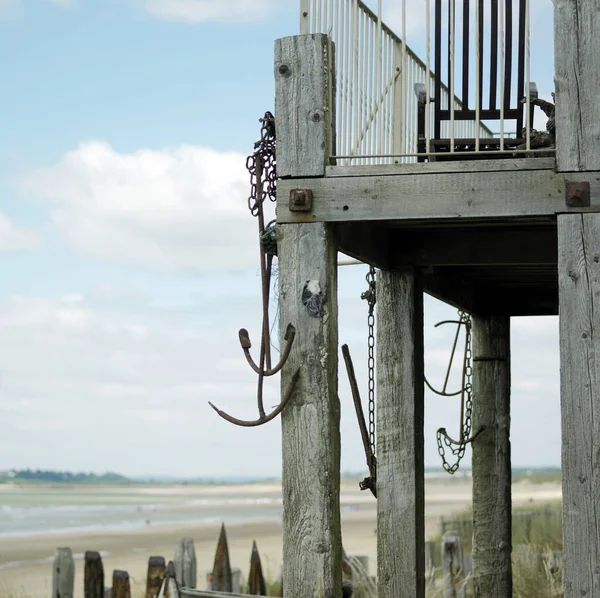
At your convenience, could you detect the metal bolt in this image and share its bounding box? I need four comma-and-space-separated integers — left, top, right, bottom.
289, 189, 313, 212
278, 64, 291, 77
566, 181, 591, 207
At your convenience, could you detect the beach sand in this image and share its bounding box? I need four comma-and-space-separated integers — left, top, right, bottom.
0, 478, 561, 597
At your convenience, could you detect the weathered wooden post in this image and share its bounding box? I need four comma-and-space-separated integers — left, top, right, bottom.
275, 33, 341, 598
471, 315, 511, 597
247, 541, 267, 595
146, 556, 166, 598
555, 0, 600, 595
174, 537, 197, 587
111, 570, 131, 598
425, 541, 435, 584
52, 547, 75, 598
211, 523, 232, 592
376, 267, 425, 598
441, 531, 465, 598
84, 551, 105, 598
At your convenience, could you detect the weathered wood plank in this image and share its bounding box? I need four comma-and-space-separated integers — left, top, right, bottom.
278, 222, 341, 598
274, 34, 334, 177
174, 538, 197, 588
376, 268, 425, 598
558, 213, 600, 597
277, 170, 600, 223
52, 547, 75, 598
471, 315, 512, 598
326, 157, 556, 177
554, 1, 600, 171
180, 591, 266, 598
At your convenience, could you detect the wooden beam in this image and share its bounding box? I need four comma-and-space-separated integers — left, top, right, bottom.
376, 268, 425, 598
274, 34, 334, 178
277, 170, 600, 224
335, 222, 391, 269
558, 213, 600, 597
394, 229, 557, 266
471, 316, 512, 598
279, 222, 341, 598
554, 1, 600, 171
326, 157, 557, 178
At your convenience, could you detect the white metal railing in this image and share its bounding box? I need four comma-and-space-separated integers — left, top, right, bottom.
300, 0, 545, 164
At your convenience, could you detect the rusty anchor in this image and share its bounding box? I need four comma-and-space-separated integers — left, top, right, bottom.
209, 112, 299, 427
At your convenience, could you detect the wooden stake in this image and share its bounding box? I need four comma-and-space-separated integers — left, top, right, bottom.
111, 570, 131, 598
174, 537, 197, 588
146, 556, 166, 598
84, 551, 104, 598
247, 541, 267, 596
211, 523, 232, 592
52, 547, 75, 598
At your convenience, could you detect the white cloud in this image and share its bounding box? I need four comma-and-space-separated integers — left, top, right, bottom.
22, 141, 260, 272
0, 212, 40, 252
136, 0, 273, 23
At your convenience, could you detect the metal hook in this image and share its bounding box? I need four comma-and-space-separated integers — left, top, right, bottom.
209, 113, 298, 428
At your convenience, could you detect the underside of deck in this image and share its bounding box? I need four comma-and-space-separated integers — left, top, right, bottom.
277, 158, 600, 317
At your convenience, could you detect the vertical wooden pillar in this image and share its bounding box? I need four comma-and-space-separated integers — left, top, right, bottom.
558, 214, 600, 596
376, 268, 425, 598
555, 1, 600, 594
276, 33, 340, 598
471, 315, 511, 598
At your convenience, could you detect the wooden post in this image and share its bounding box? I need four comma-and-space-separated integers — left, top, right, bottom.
376, 267, 425, 598
174, 538, 197, 587
558, 213, 600, 596
111, 571, 131, 598
471, 315, 512, 598
84, 551, 105, 598
425, 541, 435, 584
276, 33, 341, 598
247, 541, 267, 596
554, 0, 600, 172
146, 556, 166, 598
52, 547, 75, 598
441, 531, 465, 598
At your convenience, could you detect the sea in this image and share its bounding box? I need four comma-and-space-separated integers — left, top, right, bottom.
0, 484, 285, 542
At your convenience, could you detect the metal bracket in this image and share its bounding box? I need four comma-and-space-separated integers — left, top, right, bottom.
566, 181, 591, 207
289, 189, 313, 212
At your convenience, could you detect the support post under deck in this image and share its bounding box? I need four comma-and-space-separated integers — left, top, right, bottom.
376, 268, 425, 598
275, 33, 341, 598
471, 316, 512, 598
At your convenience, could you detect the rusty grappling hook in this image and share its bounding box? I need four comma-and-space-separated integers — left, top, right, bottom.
209, 113, 299, 427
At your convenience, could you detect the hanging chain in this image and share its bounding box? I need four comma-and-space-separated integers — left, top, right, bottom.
246, 111, 277, 217
435, 310, 483, 474
356, 265, 377, 493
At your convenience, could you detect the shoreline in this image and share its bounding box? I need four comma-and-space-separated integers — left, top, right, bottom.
0, 479, 561, 597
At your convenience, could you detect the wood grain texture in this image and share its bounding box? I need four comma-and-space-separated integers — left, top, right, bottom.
558, 213, 600, 597
376, 268, 425, 598
174, 538, 197, 588
471, 316, 512, 598
277, 170, 600, 223
554, 1, 600, 171
278, 222, 341, 598
52, 547, 75, 598
441, 531, 465, 598
275, 34, 334, 178
326, 157, 556, 178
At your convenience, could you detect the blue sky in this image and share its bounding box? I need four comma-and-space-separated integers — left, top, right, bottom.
0, 0, 559, 478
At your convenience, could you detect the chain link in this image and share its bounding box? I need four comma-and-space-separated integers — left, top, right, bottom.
436, 310, 477, 474
361, 266, 377, 459
246, 111, 276, 217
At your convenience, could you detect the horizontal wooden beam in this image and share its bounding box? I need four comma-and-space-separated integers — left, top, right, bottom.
277, 169, 600, 224
326, 157, 557, 178
393, 229, 557, 266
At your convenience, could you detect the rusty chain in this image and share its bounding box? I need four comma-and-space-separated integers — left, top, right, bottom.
209, 112, 300, 427
434, 311, 484, 474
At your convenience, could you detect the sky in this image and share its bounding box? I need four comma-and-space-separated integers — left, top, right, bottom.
0, 0, 559, 479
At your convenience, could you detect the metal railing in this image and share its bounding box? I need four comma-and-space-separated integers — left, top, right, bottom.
300, 0, 544, 164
